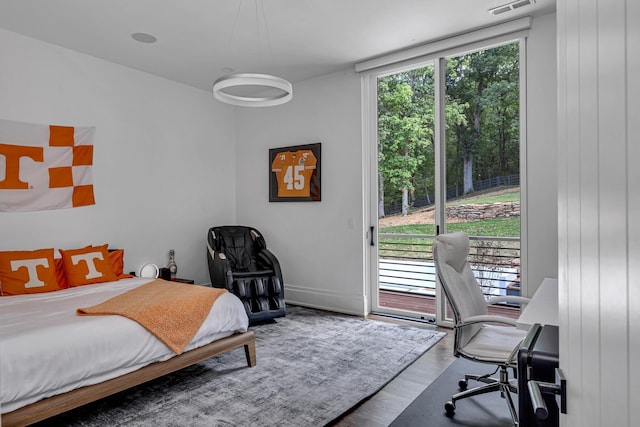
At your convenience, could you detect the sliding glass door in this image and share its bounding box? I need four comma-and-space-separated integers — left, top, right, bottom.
371, 63, 438, 322
368, 40, 523, 325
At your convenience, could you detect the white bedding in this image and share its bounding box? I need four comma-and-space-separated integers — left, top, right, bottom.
0, 277, 248, 414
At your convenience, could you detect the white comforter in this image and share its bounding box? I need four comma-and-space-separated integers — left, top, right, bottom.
0, 277, 248, 414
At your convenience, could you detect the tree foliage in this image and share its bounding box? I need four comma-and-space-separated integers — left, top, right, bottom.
377, 42, 520, 217
378, 68, 434, 216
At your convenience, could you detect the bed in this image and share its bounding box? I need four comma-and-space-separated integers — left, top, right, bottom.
0, 276, 255, 427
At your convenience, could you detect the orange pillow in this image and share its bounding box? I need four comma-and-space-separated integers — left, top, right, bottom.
60, 244, 117, 286
108, 249, 133, 279
53, 250, 129, 289
0, 248, 62, 296
54, 258, 69, 289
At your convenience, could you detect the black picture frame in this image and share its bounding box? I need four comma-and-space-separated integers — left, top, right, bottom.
269, 143, 321, 202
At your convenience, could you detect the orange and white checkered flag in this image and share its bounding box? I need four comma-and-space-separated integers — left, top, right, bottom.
0, 118, 95, 212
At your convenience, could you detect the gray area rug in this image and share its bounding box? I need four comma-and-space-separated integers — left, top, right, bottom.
37, 305, 446, 427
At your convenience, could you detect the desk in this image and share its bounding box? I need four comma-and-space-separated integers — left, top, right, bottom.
517, 278, 558, 330
518, 324, 560, 427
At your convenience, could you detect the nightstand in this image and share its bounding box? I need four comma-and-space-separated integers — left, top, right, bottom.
171, 278, 195, 284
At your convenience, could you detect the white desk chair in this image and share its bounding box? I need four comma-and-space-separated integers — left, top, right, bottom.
434, 232, 530, 425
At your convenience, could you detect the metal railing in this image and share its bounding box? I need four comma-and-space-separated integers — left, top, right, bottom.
378, 233, 521, 300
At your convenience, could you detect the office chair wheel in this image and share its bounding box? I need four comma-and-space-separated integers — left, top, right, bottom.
445, 401, 456, 416
458, 379, 468, 390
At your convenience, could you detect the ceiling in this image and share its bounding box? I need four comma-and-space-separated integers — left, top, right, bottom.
0, 0, 555, 92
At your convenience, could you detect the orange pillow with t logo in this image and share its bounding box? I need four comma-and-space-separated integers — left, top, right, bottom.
60, 244, 117, 287
0, 248, 61, 296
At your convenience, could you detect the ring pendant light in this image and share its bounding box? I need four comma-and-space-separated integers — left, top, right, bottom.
213, 0, 293, 107
213, 73, 293, 107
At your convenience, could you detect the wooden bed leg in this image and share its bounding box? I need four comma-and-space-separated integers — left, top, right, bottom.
244, 339, 257, 367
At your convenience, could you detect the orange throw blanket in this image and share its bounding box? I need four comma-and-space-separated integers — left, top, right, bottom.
77, 279, 227, 354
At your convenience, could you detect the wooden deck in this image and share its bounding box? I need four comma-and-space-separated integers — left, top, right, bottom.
379, 290, 521, 319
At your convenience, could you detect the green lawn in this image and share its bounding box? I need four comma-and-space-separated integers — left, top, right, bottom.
379, 189, 521, 260
380, 216, 520, 237
380, 188, 521, 237
379, 217, 520, 261
447, 188, 520, 206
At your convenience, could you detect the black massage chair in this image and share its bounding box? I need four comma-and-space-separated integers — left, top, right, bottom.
207, 225, 286, 324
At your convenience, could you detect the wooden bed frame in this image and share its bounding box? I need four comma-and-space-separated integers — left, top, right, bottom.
1, 330, 256, 427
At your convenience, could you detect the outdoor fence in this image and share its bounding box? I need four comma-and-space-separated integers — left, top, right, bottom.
383, 174, 520, 216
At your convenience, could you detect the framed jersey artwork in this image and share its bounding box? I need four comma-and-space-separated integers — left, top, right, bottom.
269, 143, 321, 202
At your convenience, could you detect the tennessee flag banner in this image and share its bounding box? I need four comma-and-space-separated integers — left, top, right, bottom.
0, 118, 95, 212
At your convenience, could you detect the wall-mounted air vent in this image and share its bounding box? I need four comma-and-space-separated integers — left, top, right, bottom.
488, 0, 536, 16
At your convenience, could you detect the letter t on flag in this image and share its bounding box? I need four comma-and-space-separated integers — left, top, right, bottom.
0, 118, 95, 212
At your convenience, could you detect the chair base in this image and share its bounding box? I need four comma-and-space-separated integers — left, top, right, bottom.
444, 365, 519, 426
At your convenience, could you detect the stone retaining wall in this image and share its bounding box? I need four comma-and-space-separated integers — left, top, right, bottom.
446, 202, 520, 220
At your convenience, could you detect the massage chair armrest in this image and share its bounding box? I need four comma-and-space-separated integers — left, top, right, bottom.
257, 249, 283, 283
209, 253, 235, 290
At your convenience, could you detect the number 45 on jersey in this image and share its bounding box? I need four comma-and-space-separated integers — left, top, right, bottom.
271, 149, 317, 198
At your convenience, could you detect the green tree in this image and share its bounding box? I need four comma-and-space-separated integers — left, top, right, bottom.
445, 43, 519, 194
378, 67, 434, 217
377, 42, 519, 216
478, 46, 520, 178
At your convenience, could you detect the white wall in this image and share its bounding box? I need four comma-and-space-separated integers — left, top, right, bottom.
235, 69, 366, 314
0, 13, 558, 312
0, 28, 237, 284
557, 1, 639, 425
524, 13, 558, 294
235, 14, 558, 315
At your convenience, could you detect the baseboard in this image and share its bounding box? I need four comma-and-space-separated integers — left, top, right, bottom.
284, 284, 366, 316
199, 282, 366, 316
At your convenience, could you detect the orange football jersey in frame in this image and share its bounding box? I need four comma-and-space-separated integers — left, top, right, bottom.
271, 150, 317, 197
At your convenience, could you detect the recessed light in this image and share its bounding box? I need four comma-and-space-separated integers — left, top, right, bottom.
131, 32, 157, 44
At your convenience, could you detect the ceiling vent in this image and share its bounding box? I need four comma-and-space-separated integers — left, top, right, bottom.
488, 0, 536, 16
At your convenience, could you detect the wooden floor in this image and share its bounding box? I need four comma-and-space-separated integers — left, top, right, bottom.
332, 317, 456, 427
332, 291, 521, 426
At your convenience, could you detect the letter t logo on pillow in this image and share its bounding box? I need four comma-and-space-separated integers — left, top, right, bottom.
60, 244, 117, 286
10, 258, 50, 288
0, 248, 61, 295
70, 252, 105, 279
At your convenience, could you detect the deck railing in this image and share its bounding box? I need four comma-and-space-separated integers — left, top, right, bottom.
378, 233, 521, 301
